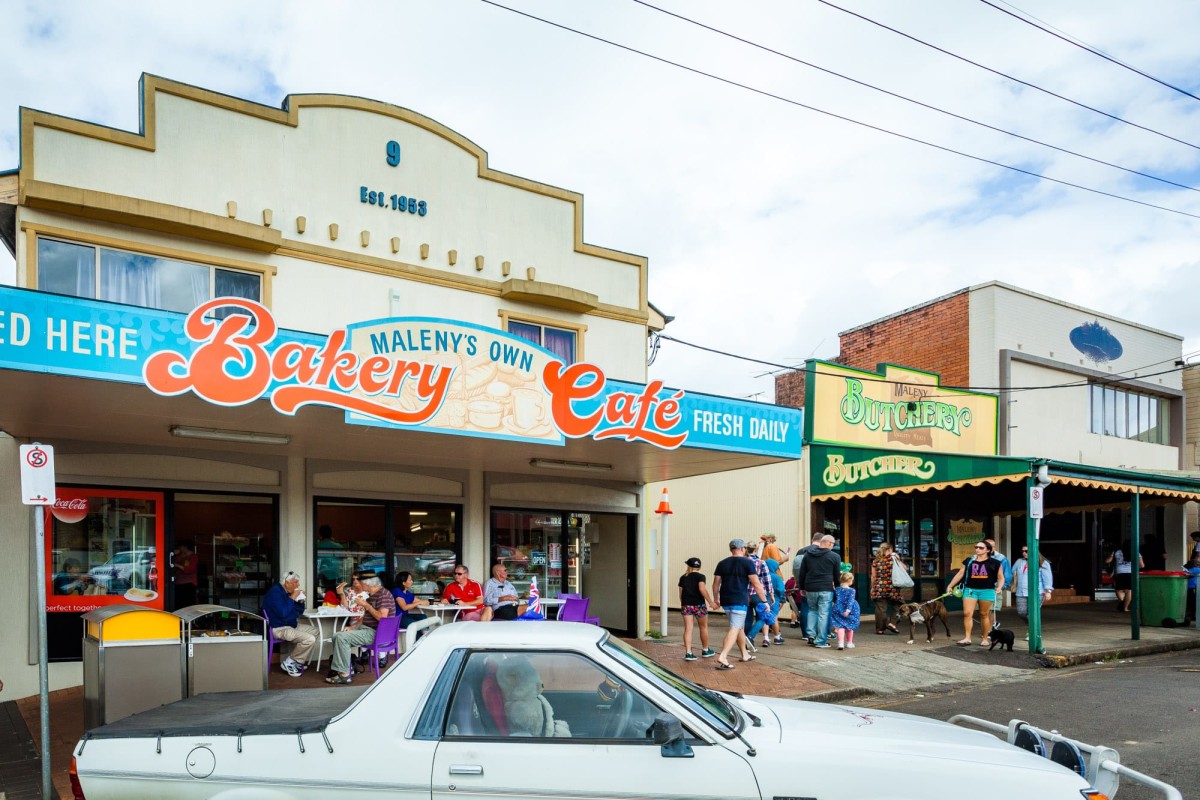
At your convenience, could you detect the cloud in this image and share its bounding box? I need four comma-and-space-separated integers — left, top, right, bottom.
3, 0, 1200, 400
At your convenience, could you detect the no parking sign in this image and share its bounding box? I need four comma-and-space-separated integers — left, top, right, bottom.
20, 444, 56, 505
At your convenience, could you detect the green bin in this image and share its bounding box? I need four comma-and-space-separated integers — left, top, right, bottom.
1139, 571, 1188, 627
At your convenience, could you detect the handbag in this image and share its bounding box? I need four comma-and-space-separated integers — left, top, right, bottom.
891, 553, 914, 589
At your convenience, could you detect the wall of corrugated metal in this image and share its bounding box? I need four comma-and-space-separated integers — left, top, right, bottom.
644, 460, 806, 614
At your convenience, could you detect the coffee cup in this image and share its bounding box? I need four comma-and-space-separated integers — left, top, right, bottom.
512, 388, 545, 430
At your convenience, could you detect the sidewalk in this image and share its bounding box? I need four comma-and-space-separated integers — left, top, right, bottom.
5, 602, 1197, 799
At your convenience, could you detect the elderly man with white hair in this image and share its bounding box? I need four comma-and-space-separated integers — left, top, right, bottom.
261, 570, 318, 677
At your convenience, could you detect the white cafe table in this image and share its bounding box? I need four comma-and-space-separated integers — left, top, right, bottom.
421, 603, 467, 624
536, 598, 565, 619
301, 607, 362, 667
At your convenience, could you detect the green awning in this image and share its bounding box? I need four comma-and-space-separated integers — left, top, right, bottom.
810, 444, 1030, 500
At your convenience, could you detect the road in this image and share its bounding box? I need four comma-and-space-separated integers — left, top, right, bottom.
849, 649, 1200, 799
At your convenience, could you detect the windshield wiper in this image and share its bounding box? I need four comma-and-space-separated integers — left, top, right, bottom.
699, 690, 758, 756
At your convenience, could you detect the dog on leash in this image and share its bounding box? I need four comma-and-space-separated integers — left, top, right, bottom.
893, 599, 953, 644
988, 624, 1015, 652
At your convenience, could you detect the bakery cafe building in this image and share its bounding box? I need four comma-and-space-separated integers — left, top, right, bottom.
0, 76, 802, 697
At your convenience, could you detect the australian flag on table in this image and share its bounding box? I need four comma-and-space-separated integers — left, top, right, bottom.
519, 576, 544, 620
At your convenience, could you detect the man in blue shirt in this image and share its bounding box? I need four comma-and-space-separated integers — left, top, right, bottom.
711, 539, 768, 670
262, 571, 317, 677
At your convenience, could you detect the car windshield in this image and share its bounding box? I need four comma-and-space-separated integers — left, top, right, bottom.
601, 637, 741, 733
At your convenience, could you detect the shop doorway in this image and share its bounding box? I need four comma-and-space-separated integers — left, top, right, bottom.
490, 509, 636, 635
314, 498, 461, 600
171, 492, 278, 612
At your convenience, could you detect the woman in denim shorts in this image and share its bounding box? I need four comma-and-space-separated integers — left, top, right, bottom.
946, 541, 1005, 648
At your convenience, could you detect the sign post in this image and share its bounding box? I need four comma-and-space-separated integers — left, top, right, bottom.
20, 443, 55, 800
1027, 464, 1050, 655
655, 489, 673, 636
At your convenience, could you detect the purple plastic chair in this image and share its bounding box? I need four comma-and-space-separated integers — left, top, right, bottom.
261, 609, 283, 679
361, 616, 401, 677
557, 593, 581, 600
558, 597, 601, 626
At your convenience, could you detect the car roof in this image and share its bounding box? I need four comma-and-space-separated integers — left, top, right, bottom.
423, 621, 608, 649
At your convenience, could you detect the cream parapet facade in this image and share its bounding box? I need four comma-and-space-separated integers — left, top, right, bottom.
1, 76, 803, 699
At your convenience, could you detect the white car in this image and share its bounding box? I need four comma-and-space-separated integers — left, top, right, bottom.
71, 622, 1173, 799
86, 550, 154, 591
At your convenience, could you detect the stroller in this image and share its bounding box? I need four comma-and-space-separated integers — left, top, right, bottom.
784, 577, 807, 632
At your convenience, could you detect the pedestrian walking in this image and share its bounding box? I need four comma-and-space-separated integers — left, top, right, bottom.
796, 534, 841, 649
869, 542, 903, 635
711, 539, 768, 670
678, 557, 716, 661
831, 572, 861, 650
1184, 552, 1200, 625
1105, 541, 1143, 613
946, 541, 1005, 647
1012, 546, 1053, 640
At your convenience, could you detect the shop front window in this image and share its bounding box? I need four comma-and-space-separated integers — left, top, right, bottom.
46, 488, 165, 611
492, 511, 568, 599
173, 493, 277, 612
315, 499, 460, 600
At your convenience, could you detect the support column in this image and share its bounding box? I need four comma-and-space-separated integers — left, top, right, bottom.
1025, 475, 1042, 654
1131, 490, 1141, 641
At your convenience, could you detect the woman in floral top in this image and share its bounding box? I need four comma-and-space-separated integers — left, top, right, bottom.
870, 542, 905, 635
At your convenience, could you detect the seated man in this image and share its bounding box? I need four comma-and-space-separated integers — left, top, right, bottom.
262, 570, 318, 678
484, 562, 526, 621
325, 569, 396, 685
443, 564, 492, 622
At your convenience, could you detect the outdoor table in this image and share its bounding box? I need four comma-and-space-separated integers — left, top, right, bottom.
302, 607, 362, 667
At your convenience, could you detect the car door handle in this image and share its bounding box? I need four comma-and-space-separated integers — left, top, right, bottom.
449, 765, 484, 775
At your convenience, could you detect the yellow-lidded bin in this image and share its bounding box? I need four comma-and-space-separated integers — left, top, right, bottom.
81, 605, 185, 729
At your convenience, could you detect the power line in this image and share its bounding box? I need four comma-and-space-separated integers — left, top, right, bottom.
477, 0, 1200, 221
630, 0, 1200, 193
979, 0, 1200, 104
814, 0, 1200, 153
655, 332, 1195, 396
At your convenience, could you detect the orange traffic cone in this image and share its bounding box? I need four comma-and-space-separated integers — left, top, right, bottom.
654, 488, 673, 515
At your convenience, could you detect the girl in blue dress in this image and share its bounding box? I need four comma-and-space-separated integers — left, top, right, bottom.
832, 571, 861, 650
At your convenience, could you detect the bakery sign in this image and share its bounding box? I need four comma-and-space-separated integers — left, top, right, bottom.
0, 288, 801, 458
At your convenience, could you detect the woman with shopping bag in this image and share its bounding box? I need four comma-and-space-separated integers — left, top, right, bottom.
869, 542, 910, 635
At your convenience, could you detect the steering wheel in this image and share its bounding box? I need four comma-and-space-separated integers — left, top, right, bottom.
602, 684, 633, 738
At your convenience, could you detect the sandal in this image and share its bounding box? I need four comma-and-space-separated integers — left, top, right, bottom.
979, 639, 991, 647
325, 673, 353, 685
716, 662, 735, 671
740, 655, 757, 662
956, 639, 972, 646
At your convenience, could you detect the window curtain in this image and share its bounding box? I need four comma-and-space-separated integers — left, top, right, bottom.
543, 327, 576, 364
37, 239, 96, 298
100, 251, 160, 308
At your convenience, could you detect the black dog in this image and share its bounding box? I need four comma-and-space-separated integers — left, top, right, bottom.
893, 600, 953, 644
988, 624, 1015, 652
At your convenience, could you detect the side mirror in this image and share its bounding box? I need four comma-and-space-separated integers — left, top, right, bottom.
650, 713, 693, 758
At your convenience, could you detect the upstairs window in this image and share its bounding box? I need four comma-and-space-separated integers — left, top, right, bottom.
1089, 384, 1169, 444
37, 237, 261, 315
504, 315, 582, 365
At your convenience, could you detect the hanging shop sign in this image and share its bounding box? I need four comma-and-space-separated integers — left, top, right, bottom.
805, 360, 998, 455
0, 287, 801, 458
810, 445, 1029, 499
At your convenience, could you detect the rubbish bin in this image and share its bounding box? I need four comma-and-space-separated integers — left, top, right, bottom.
1139, 571, 1188, 627
176, 604, 268, 696
81, 605, 184, 729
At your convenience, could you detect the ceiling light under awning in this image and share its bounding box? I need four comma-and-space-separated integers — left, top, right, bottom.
169, 426, 291, 446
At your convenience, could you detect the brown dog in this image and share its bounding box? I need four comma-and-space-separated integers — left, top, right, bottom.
892, 599, 953, 644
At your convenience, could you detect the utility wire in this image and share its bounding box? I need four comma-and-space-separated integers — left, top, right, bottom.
631, 0, 1200, 193
656, 332, 1196, 396
979, 0, 1200, 104
814, 0, 1200, 153
477, 0, 1200, 221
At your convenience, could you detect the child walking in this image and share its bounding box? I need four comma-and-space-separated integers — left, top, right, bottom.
1184, 552, 1200, 624
832, 572, 861, 650
679, 557, 716, 661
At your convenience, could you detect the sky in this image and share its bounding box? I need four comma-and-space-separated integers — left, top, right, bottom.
4, 0, 1200, 403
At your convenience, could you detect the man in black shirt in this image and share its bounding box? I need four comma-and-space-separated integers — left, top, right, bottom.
796, 534, 842, 648
711, 538, 767, 670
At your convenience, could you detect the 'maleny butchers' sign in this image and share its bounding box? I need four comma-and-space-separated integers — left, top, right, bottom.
0, 288, 800, 458
806, 360, 998, 456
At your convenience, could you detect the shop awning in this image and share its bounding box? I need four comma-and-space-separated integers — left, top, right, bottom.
810, 444, 1200, 506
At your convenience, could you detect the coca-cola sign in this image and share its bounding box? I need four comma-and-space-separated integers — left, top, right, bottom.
50, 497, 89, 524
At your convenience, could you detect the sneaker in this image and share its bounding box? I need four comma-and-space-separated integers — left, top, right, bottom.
828, 633, 837, 640
814, 643, 832, 649
806, 637, 815, 646
788, 621, 802, 628
773, 636, 785, 645
281, 660, 303, 678
846, 642, 855, 648
760, 639, 770, 648
701, 648, 717, 658
837, 644, 844, 650
684, 652, 698, 661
